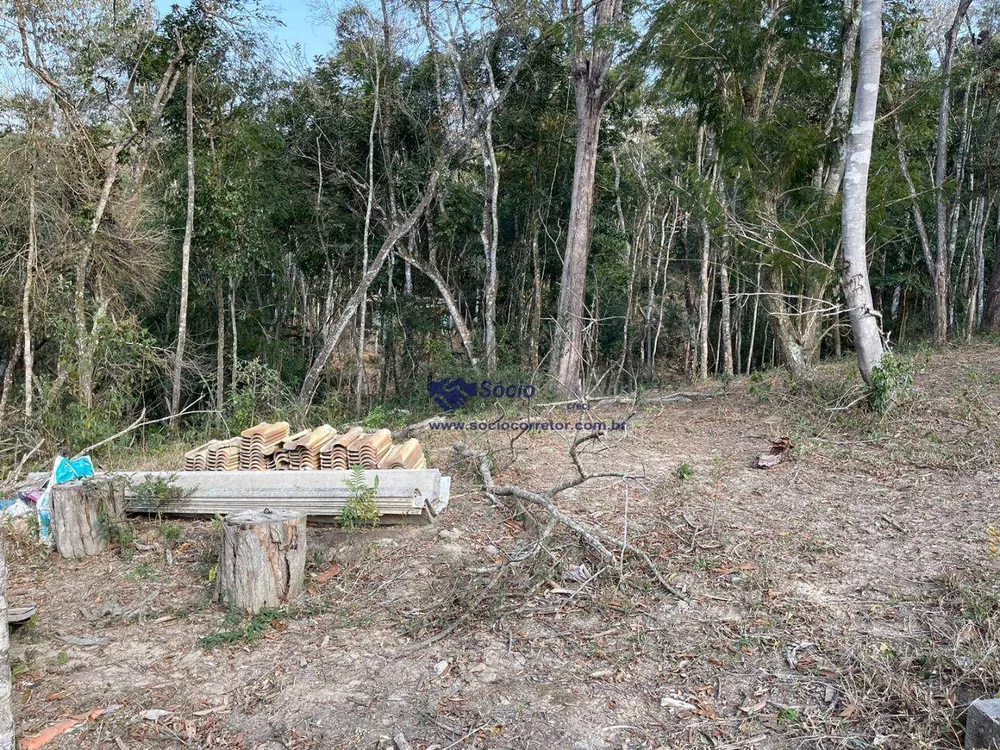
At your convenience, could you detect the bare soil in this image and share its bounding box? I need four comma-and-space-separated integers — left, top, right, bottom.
7, 343, 1000, 750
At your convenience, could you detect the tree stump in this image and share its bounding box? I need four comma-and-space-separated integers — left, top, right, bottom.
51, 479, 120, 559
217, 509, 306, 614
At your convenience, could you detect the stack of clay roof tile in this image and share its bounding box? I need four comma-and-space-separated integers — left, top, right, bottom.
239, 422, 290, 471
319, 427, 364, 470
377, 438, 427, 470
184, 437, 242, 471
206, 438, 241, 471
348, 428, 393, 469
184, 440, 217, 471
273, 429, 310, 470
183, 424, 426, 473
276, 425, 338, 470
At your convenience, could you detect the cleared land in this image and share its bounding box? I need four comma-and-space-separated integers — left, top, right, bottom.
7, 343, 1000, 749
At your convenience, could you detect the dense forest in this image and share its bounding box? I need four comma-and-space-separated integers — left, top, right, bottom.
0, 0, 997, 453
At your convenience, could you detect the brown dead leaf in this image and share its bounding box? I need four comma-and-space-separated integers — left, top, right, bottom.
839, 703, 859, 719
20, 706, 113, 750
695, 700, 720, 719
314, 563, 341, 584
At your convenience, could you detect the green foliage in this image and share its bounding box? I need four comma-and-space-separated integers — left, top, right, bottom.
198, 607, 283, 649
748, 372, 773, 401
128, 562, 158, 581
868, 352, 914, 414
341, 464, 380, 529
777, 707, 800, 725
676, 462, 694, 481
228, 359, 295, 427
129, 475, 183, 507
159, 521, 184, 547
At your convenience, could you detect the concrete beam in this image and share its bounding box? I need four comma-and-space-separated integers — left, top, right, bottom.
967, 699, 1000, 750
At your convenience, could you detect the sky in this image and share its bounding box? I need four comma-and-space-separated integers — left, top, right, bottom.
154, 0, 333, 64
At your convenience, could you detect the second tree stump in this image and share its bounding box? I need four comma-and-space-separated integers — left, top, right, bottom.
217, 509, 307, 614
50, 479, 122, 559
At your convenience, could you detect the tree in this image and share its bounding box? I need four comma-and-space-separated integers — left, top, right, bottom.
550, 0, 623, 397
840, 0, 885, 384
170, 60, 197, 427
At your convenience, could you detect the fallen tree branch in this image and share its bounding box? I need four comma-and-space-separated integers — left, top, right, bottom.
73, 400, 214, 458
453, 439, 686, 600
532, 391, 726, 410
392, 413, 446, 440
1, 439, 44, 492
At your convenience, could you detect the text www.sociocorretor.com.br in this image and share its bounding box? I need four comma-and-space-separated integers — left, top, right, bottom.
429, 419, 627, 432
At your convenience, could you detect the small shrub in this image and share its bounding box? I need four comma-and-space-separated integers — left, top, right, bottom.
198, 607, 283, 649
868, 351, 914, 413
777, 707, 800, 725
130, 475, 183, 507
676, 462, 694, 481
341, 465, 379, 529
159, 521, 183, 547
748, 372, 773, 401
128, 562, 157, 581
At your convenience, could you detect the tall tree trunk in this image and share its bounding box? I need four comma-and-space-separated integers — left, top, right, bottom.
23, 154, 37, 420
357, 68, 380, 416
820, 0, 861, 201
480, 49, 501, 373
967, 198, 990, 335
746, 264, 761, 373
0, 337, 22, 435
229, 276, 238, 392
984, 207, 1000, 331
840, 0, 885, 385
170, 61, 196, 428
550, 0, 619, 397
930, 0, 974, 345
697, 220, 711, 380
528, 225, 542, 373
216, 284, 225, 410
481, 107, 500, 372
719, 242, 733, 376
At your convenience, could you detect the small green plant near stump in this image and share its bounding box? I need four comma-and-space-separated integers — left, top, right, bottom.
198, 607, 284, 649
867, 352, 914, 413
341, 465, 380, 529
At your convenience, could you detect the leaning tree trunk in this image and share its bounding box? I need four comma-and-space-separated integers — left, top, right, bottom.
299, 164, 444, 406
170, 61, 196, 428
840, 0, 885, 385
217, 510, 307, 615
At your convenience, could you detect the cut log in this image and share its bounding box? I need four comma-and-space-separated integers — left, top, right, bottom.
50, 479, 121, 559
217, 509, 306, 614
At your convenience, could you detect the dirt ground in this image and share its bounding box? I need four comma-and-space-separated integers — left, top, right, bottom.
6, 342, 1000, 750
